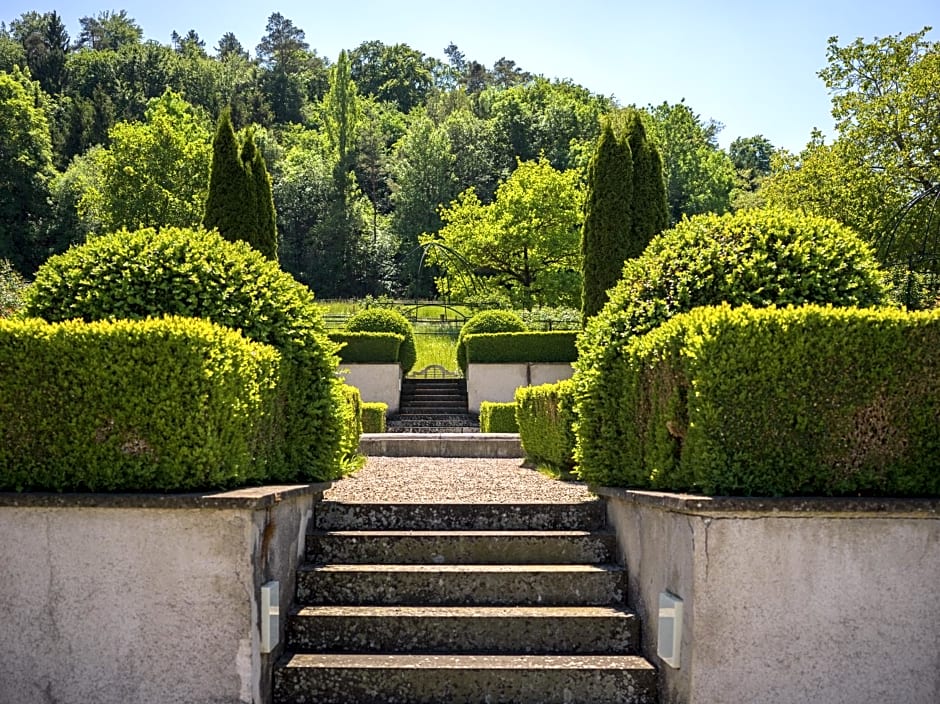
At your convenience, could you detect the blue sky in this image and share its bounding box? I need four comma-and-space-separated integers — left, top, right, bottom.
3, 0, 937, 152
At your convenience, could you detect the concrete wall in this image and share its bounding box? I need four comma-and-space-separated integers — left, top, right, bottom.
0, 485, 326, 704
467, 363, 573, 413
340, 363, 402, 413
599, 489, 940, 704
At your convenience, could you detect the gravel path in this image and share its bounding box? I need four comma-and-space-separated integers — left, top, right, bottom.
323, 456, 595, 504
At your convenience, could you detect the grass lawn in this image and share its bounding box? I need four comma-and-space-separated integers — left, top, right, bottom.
413, 333, 458, 372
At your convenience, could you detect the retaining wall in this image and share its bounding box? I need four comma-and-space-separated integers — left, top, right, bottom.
466, 362, 573, 413
340, 363, 402, 413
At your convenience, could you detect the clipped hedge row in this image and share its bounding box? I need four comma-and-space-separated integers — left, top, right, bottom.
362, 402, 388, 433
0, 317, 282, 492
22, 227, 345, 482
516, 379, 576, 472
457, 310, 527, 372
464, 331, 578, 365
479, 402, 519, 433
346, 309, 417, 373
576, 305, 940, 496
328, 331, 404, 364
336, 385, 363, 471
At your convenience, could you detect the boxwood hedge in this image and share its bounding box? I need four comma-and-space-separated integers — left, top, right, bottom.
329, 332, 404, 364
361, 402, 388, 433
0, 317, 281, 492
516, 379, 576, 473
479, 402, 519, 433
576, 305, 940, 497
22, 227, 346, 482
456, 311, 527, 372
345, 309, 417, 373
464, 331, 578, 365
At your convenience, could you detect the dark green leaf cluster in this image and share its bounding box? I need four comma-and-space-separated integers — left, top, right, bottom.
361, 402, 387, 433
328, 331, 404, 364
464, 331, 578, 365
204, 111, 278, 260
576, 305, 940, 497
345, 308, 416, 373
479, 402, 519, 433
456, 310, 526, 372
580, 112, 668, 322
0, 317, 282, 492
22, 226, 346, 481
515, 379, 577, 473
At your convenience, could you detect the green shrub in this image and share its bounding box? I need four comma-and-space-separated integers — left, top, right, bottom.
0, 317, 282, 492
328, 331, 404, 364
456, 310, 526, 372
464, 331, 578, 364
361, 402, 388, 433
479, 402, 519, 433
22, 226, 344, 482
576, 209, 891, 488
577, 305, 940, 496
516, 379, 576, 472
336, 384, 363, 471
0, 259, 27, 318
346, 308, 417, 373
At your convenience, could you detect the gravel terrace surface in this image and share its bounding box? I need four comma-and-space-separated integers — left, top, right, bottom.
324, 456, 595, 504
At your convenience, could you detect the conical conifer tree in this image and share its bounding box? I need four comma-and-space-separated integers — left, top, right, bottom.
625, 112, 668, 258
248, 137, 278, 260
203, 108, 246, 240
580, 121, 633, 322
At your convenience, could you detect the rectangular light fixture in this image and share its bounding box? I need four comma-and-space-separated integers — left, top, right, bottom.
657, 591, 683, 668
260, 581, 280, 654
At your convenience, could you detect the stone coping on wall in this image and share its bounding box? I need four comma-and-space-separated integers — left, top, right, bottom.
592, 486, 940, 518
0, 483, 332, 510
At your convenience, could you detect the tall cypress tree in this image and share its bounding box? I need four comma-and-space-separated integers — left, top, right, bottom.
624, 112, 668, 258
204, 112, 278, 260
580, 121, 633, 322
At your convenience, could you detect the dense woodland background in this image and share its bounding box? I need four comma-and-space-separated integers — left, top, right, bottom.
1, 10, 937, 308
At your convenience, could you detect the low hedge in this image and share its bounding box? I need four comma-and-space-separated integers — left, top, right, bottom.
479, 402, 519, 433
0, 317, 282, 492
362, 402, 388, 433
346, 309, 416, 373
456, 311, 527, 372
576, 304, 940, 497
328, 332, 404, 364
336, 384, 363, 471
464, 331, 578, 365
516, 379, 576, 472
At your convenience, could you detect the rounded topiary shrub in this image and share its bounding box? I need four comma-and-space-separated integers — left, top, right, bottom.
23, 226, 347, 481
575, 208, 890, 484
456, 310, 527, 372
345, 308, 417, 373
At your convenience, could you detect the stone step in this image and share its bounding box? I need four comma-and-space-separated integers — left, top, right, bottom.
358, 432, 523, 457
307, 530, 617, 565
296, 563, 625, 605
286, 604, 639, 654
400, 391, 468, 399
274, 653, 657, 704
314, 500, 607, 531
386, 425, 480, 434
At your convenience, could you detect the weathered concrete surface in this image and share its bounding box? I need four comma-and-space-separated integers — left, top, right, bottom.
339, 363, 401, 413
466, 363, 573, 412
359, 431, 524, 457
274, 653, 658, 704
297, 562, 625, 605
307, 529, 616, 565
0, 485, 325, 704
600, 489, 940, 704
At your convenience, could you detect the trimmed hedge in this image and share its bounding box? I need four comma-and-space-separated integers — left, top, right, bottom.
457, 311, 527, 372
22, 227, 345, 482
0, 317, 282, 492
576, 305, 940, 497
346, 309, 416, 373
328, 331, 404, 364
516, 379, 576, 472
336, 384, 363, 470
479, 402, 519, 433
464, 331, 578, 365
362, 402, 388, 433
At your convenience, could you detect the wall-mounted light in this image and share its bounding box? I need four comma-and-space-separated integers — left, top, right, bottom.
260, 581, 280, 654
658, 591, 683, 668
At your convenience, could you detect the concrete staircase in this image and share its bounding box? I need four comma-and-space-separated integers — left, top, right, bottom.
273, 499, 658, 703
387, 378, 478, 433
